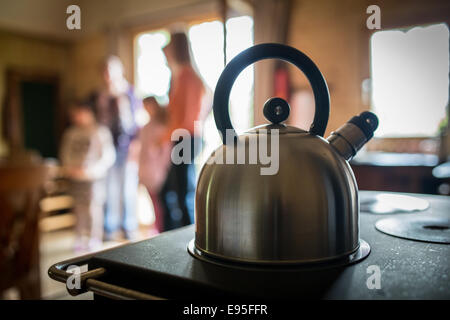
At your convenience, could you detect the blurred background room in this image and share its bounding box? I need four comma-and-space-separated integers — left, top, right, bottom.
0, 0, 449, 299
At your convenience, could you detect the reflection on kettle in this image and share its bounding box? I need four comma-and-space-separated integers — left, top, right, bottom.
191, 43, 379, 266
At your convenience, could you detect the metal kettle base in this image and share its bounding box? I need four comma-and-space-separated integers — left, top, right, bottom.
187, 239, 370, 271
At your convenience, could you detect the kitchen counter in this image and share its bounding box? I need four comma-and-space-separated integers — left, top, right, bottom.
351, 152, 439, 167
350, 153, 440, 193
49, 191, 450, 299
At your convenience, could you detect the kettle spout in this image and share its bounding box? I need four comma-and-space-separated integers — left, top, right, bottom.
327, 111, 379, 160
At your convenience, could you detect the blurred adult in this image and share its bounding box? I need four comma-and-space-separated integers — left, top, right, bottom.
89, 55, 142, 240
161, 32, 205, 231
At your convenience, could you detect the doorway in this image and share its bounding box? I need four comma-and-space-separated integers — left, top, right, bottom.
3, 69, 62, 159
20, 81, 58, 158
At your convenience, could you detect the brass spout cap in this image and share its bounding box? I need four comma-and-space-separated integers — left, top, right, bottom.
327, 111, 379, 160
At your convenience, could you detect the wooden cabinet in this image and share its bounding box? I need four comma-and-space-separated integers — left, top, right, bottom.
351, 152, 440, 194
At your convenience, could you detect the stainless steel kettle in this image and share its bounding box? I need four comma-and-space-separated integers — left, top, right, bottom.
192, 43, 378, 266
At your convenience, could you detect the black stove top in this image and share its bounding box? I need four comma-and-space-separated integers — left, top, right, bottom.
51, 191, 450, 299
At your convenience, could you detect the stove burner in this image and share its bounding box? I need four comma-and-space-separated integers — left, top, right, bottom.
375, 215, 450, 244
360, 193, 430, 214
187, 239, 370, 271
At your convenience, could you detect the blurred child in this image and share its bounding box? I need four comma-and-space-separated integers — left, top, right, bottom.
138, 97, 172, 233
60, 101, 116, 251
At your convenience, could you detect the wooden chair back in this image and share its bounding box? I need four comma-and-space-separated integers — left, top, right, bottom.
0, 153, 49, 299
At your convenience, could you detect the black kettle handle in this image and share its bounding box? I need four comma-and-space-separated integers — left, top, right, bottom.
213, 43, 330, 143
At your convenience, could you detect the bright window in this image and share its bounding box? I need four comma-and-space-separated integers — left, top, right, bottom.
135, 16, 254, 164
370, 23, 449, 137
135, 30, 171, 104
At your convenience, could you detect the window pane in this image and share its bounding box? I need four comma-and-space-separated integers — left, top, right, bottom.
188, 16, 254, 166
189, 16, 254, 133
134, 17, 254, 166
135, 30, 171, 103
371, 23, 449, 137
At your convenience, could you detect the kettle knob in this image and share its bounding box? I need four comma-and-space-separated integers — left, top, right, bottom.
351, 111, 379, 139
327, 111, 379, 160
263, 97, 290, 124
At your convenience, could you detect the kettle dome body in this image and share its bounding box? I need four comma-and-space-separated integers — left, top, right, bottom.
195, 128, 360, 264
190, 43, 377, 266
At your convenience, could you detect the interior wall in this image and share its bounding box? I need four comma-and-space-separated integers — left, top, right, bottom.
79, 0, 209, 35
287, 0, 450, 136
0, 31, 72, 156
67, 34, 108, 100
0, 0, 79, 40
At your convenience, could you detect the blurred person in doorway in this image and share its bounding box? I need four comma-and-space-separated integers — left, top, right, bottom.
60, 101, 115, 252
160, 32, 205, 231
89, 55, 142, 240
138, 97, 172, 234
